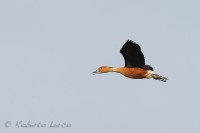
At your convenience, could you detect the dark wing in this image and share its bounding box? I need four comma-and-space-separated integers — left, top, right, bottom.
120, 40, 145, 68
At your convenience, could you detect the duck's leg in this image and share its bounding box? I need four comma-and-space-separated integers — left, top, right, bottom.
146, 70, 168, 82
151, 74, 168, 82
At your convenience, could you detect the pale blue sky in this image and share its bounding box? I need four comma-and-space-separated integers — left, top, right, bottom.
0, 0, 200, 133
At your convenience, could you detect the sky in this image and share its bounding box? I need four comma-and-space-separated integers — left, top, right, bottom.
0, 0, 200, 133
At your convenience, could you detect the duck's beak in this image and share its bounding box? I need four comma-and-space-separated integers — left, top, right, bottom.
92, 69, 101, 75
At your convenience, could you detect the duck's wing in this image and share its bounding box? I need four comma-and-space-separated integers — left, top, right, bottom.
120, 40, 145, 68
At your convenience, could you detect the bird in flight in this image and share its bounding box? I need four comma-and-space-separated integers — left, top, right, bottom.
93, 40, 168, 82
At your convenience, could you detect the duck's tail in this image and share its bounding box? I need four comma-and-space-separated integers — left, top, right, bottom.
147, 70, 168, 82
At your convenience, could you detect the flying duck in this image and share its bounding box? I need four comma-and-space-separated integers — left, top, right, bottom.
93, 40, 168, 82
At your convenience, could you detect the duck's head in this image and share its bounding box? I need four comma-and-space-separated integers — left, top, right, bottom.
92, 66, 113, 74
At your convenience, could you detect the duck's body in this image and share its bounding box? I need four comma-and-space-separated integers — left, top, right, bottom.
116, 67, 148, 79
97, 66, 147, 79
93, 40, 168, 82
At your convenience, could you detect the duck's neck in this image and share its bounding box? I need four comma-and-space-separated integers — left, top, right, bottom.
109, 67, 123, 73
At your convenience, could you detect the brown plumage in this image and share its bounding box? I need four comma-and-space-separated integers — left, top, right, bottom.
93, 40, 168, 82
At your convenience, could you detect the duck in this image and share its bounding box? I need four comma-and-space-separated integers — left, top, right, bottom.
93, 40, 168, 82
